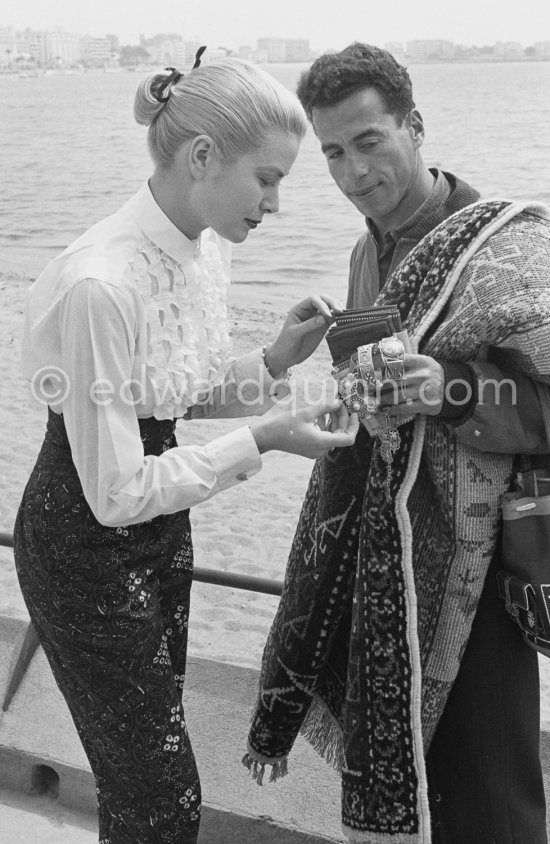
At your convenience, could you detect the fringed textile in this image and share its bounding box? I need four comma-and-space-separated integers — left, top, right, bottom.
245, 200, 550, 843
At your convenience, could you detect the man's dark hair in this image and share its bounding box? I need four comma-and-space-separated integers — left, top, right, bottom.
297, 42, 415, 124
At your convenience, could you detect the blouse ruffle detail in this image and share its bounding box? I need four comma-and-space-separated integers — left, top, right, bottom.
131, 230, 234, 421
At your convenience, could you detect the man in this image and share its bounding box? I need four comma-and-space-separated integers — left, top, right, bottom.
244, 44, 550, 843
298, 43, 476, 313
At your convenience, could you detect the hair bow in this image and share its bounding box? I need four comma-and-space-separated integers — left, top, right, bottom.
154, 46, 207, 103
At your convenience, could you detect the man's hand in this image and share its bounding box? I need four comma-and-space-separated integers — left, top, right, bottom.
377, 353, 445, 420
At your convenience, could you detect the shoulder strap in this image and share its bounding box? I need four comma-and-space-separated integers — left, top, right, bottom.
515, 454, 550, 497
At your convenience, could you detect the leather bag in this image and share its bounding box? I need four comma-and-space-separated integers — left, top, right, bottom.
497, 459, 550, 657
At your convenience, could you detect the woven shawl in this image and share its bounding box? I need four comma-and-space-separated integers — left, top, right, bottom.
244, 200, 550, 843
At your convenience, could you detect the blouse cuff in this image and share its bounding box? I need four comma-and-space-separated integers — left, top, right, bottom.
204, 425, 262, 488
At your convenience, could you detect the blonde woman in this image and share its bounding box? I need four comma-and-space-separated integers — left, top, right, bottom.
14, 56, 358, 844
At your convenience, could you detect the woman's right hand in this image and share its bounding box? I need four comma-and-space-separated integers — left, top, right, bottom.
263, 294, 342, 376
250, 396, 359, 458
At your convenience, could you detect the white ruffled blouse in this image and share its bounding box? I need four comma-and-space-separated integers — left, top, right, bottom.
22, 182, 278, 527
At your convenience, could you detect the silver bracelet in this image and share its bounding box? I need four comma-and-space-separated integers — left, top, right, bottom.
378, 336, 405, 382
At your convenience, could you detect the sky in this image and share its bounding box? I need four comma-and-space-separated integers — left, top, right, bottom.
3, 0, 550, 50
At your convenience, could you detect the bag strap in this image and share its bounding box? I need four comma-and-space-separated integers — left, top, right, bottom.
514, 454, 550, 497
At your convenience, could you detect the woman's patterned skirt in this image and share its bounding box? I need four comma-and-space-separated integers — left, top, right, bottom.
14, 409, 201, 843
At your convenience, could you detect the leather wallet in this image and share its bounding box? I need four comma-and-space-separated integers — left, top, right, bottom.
326, 306, 412, 438
326, 306, 404, 371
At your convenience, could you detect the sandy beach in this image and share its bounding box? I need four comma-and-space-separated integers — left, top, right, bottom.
2, 252, 549, 725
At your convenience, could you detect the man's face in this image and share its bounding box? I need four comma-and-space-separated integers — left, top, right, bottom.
312, 87, 425, 231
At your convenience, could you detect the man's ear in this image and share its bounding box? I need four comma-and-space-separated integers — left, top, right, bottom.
407, 109, 425, 149
188, 135, 217, 180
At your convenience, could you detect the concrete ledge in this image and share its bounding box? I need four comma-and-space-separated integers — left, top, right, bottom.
3, 613, 550, 841
0, 614, 345, 843
0, 746, 96, 814
0, 746, 341, 844
0, 784, 97, 843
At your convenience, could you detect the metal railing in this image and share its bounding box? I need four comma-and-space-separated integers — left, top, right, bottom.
0, 530, 283, 596
0, 526, 283, 711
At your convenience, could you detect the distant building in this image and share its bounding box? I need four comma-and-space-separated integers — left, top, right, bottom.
205, 48, 227, 64
106, 34, 119, 53
238, 45, 254, 60
384, 41, 406, 63
494, 41, 524, 58
149, 40, 212, 68
253, 49, 268, 64
16, 28, 43, 64
80, 35, 111, 67
0, 26, 17, 66
236, 45, 266, 63
286, 39, 311, 62
177, 44, 226, 66
534, 41, 550, 58
406, 40, 456, 61
41, 30, 82, 66
257, 38, 287, 62
140, 38, 226, 69
179, 40, 200, 66
146, 37, 185, 67
13, 28, 120, 68
257, 37, 311, 62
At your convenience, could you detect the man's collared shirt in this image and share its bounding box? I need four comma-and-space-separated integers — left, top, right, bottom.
347, 169, 480, 308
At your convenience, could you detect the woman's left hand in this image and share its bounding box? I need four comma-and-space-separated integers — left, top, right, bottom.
377, 353, 445, 420
264, 294, 342, 376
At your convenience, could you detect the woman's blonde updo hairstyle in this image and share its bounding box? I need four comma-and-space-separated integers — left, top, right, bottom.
134, 59, 307, 168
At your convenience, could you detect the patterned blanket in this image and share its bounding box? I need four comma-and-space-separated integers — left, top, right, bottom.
244, 200, 550, 843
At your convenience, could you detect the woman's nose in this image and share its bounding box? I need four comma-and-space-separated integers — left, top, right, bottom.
261, 186, 280, 214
